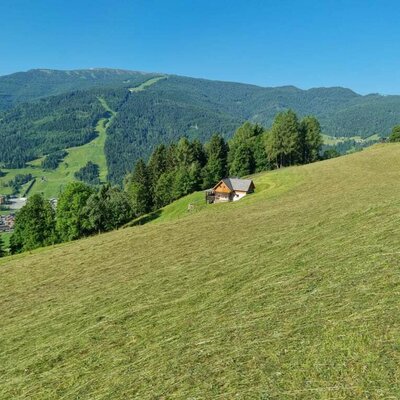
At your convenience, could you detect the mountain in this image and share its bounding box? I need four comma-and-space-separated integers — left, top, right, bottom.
1, 68, 400, 183
1, 144, 400, 397
0, 68, 161, 109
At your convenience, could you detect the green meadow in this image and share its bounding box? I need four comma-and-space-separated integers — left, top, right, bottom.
1, 144, 400, 398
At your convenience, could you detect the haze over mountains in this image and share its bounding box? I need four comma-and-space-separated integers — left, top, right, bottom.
1, 68, 399, 183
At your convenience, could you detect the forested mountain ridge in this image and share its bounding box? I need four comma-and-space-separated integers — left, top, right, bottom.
0, 68, 162, 110
1, 68, 400, 183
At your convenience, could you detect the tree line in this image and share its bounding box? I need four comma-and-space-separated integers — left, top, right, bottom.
125, 110, 323, 213
7, 110, 323, 255
9, 183, 133, 254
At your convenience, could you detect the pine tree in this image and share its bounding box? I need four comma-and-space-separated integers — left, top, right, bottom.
166, 144, 178, 171
172, 167, 193, 198
176, 137, 195, 166
148, 144, 167, 185
191, 139, 207, 167
229, 144, 254, 177
125, 159, 152, 216
154, 172, 175, 209
253, 133, 269, 172
300, 116, 323, 163
202, 134, 228, 188
228, 122, 266, 175
266, 110, 301, 168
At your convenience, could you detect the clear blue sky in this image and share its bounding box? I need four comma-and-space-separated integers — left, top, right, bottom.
1, 0, 400, 94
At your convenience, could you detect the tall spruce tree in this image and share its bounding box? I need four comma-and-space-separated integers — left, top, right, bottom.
300, 116, 323, 163
154, 172, 175, 209
266, 110, 301, 168
125, 159, 153, 216
229, 144, 254, 177
176, 137, 195, 166
148, 144, 167, 185
202, 134, 228, 188
228, 122, 267, 176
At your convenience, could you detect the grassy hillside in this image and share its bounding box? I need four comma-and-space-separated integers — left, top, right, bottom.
1, 144, 400, 398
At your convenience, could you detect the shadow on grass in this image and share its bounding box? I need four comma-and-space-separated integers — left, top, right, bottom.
124, 209, 163, 228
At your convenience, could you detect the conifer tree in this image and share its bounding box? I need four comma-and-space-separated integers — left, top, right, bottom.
176, 137, 195, 166
229, 144, 254, 177
154, 172, 175, 209
300, 116, 323, 163
266, 110, 300, 168
148, 144, 167, 184
202, 134, 228, 188
125, 159, 153, 216
228, 122, 267, 176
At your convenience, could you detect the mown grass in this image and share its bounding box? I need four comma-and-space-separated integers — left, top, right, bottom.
1, 144, 400, 399
0, 97, 113, 198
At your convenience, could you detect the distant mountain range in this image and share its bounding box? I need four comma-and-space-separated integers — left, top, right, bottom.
0, 68, 399, 183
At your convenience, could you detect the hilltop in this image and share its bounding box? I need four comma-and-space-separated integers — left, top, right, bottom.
1, 144, 400, 398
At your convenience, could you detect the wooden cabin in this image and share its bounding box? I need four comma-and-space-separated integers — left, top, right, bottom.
206, 178, 255, 203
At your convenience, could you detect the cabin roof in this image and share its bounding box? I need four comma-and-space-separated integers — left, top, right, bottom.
217, 178, 254, 192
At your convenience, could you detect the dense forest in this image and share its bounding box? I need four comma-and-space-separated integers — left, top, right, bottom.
74, 161, 100, 185
41, 150, 68, 170
0, 90, 104, 168
1, 69, 400, 184
0, 68, 161, 110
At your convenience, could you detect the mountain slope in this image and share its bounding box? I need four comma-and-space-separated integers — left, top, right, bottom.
0, 68, 161, 110
1, 69, 400, 184
1, 144, 400, 398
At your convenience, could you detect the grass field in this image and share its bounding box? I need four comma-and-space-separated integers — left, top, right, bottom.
0, 97, 113, 198
1, 144, 400, 398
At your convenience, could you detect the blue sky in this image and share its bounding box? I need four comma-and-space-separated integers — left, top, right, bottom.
1, 0, 399, 94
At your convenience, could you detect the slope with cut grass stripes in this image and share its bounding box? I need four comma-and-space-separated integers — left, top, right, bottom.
1, 144, 400, 399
